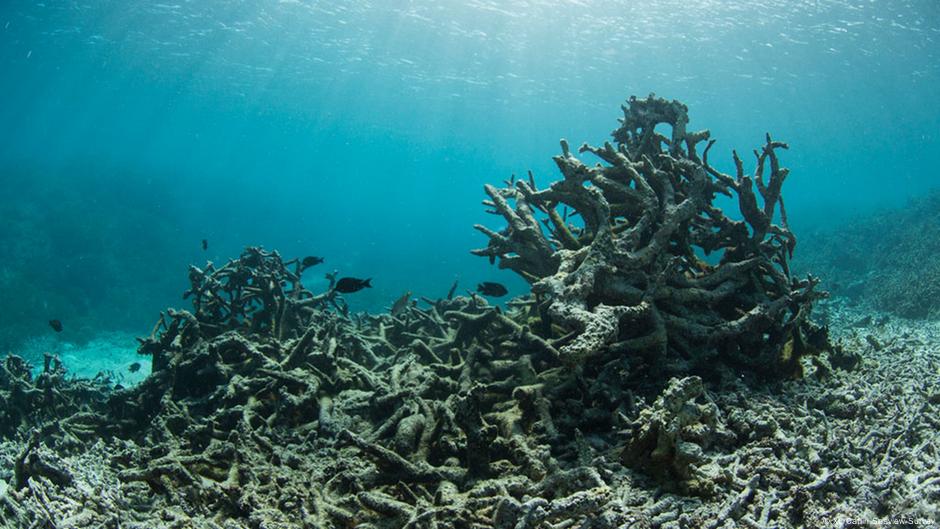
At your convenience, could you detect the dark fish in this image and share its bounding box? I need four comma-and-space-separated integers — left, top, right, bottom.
335, 277, 372, 293
202, 239, 208, 251
477, 282, 508, 297
129, 362, 141, 373
301, 256, 324, 269
390, 291, 411, 317
49, 319, 63, 332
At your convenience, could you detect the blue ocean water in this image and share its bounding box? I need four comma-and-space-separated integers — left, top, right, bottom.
0, 0, 938, 359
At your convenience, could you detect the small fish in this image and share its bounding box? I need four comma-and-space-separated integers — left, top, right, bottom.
477, 282, 508, 297
129, 362, 141, 373
390, 291, 411, 316
301, 256, 324, 269
335, 277, 372, 293
202, 239, 208, 251
49, 319, 63, 332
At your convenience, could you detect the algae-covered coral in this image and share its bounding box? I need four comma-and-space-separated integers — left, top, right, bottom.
1, 97, 937, 529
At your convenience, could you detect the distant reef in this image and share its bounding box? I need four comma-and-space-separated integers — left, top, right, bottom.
3, 96, 936, 528
797, 191, 940, 319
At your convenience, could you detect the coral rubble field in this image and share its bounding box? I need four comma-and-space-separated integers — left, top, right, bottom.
797, 192, 940, 320
1, 281, 937, 528
0, 97, 937, 528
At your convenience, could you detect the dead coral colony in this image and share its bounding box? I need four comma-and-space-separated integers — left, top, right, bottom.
1, 96, 847, 529
474, 94, 826, 376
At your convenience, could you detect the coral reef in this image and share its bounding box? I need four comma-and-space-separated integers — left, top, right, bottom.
2, 247, 642, 528
797, 191, 940, 319
0, 246, 937, 528
474, 95, 824, 376
1, 97, 935, 529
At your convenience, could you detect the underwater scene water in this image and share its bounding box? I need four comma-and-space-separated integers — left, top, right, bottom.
1, 1, 939, 527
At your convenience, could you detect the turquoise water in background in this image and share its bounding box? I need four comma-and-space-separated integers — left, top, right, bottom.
1, 1, 938, 354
